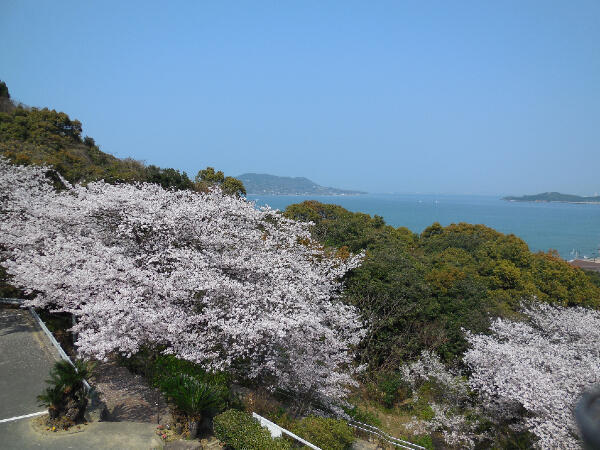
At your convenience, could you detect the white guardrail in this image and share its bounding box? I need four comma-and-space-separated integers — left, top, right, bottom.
348, 419, 426, 449
252, 412, 321, 449
0, 298, 91, 391
252, 411, 425, 450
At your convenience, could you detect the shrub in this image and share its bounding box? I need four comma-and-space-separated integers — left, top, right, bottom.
152, 354, 231, 390
377, 372, 410, 408
37, 359, 91, 422
343, 405, 381, 427
157, 373, 222, 418
412, 434, 434, 449
291, 416, 356, 450
213, 409, 291, 449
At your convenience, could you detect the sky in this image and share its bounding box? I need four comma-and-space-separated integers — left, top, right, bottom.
2, 1, 599, 195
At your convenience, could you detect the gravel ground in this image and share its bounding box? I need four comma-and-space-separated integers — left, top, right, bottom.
90, 358, 172, 425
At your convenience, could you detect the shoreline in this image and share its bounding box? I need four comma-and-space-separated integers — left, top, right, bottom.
505, 200, 600, 205
569, 259, 600, 272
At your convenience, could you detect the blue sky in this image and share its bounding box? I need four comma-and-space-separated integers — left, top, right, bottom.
2, 1, 599, 195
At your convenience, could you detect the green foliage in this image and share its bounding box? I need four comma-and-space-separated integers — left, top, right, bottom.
119, 351, 237, 417
0, 81, 9, 98
213, 409, 292, 449
0, 106, 148, 184
82, 136, 95, 147
0, 81, 12, 113
583, 269, 600, 288
343, 405, 381, 427
37, 360, 92, 420
414, 402, 435, 421
156, 373, 221, 417
221, 176, 247, 197
196, 167, 246, 197
284, 203, 600, 371
0, 103, 244, 196
197, 166, 225, 184
39, 360, 91, 399
411, 434, 434, 449
0, 264, 24, 298
376, 373, 410, 408
290, 416, 356, 450
145, 165, 194, 191
284, 201, 416, 253
151, 354, 231, 388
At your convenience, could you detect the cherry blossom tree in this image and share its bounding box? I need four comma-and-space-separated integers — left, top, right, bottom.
0, 157, 365, 401
464, 303, 600, 449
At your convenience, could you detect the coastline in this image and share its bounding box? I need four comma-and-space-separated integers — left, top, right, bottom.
505, 199, 600, 205
569, 259, 600, 272
246, 192, 367, 196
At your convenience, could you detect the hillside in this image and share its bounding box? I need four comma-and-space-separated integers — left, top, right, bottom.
504, 192, 600, 203
0, 82, 244, 194
237, 172, 366, 195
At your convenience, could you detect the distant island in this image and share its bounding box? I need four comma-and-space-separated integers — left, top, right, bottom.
503, 192, 600, 204
237, 173, 366, 195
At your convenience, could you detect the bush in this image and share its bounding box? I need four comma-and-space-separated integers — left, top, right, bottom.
157, 373, 222, 418
343, 405, 381, 427
291, 416, 356, 450
118, 351, 238, 416
213, 409, 291, 449
377, 372, 410, 408
37, 359, 91, 422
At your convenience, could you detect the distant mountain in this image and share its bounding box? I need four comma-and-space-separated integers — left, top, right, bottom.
503, 192, 600, 203
237, 173, 366, 195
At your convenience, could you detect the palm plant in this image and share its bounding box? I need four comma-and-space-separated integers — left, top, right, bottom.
158, 373, 222, 418
37, 359, 92, 420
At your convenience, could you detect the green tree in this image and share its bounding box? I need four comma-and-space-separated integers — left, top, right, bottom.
221, 176, 246, 197
284, 201, 600, 369
194, 167, 246, 197
0, 80, 10, 98
196, 166, 225, 184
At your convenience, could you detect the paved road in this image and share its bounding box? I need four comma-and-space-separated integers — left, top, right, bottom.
0, 305, 163, 448
0, 419, 163, 449
0, 305, 58, 422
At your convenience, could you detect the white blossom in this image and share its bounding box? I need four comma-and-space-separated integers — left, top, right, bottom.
401, 350, 468, 405
402, 351, 483, 448
0, 157, 365, 400
464, 303, 600, 449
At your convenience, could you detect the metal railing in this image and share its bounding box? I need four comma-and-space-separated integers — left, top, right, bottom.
348, 419, 426, 450
252, 412, 320, 449
0, 297, 90, 391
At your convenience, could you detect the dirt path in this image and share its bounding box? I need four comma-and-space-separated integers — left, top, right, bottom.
90, 359, 172, 425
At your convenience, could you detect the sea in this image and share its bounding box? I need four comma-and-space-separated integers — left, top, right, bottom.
247, 193, 600, 261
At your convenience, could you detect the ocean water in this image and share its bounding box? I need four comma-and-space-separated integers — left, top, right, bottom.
248, 194, 600, 260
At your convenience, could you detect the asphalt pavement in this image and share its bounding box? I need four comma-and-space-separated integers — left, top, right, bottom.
0, 305, 163, 449
0, 305, 57, 422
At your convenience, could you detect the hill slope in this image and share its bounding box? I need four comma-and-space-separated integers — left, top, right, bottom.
238, 173, 366, 195
0, 82, 243, 194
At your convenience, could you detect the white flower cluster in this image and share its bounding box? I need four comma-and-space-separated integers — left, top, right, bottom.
401, 350, 468, 404
464, 302, 600, 449
402, 351, 481, 448
0, 157, 365, 400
